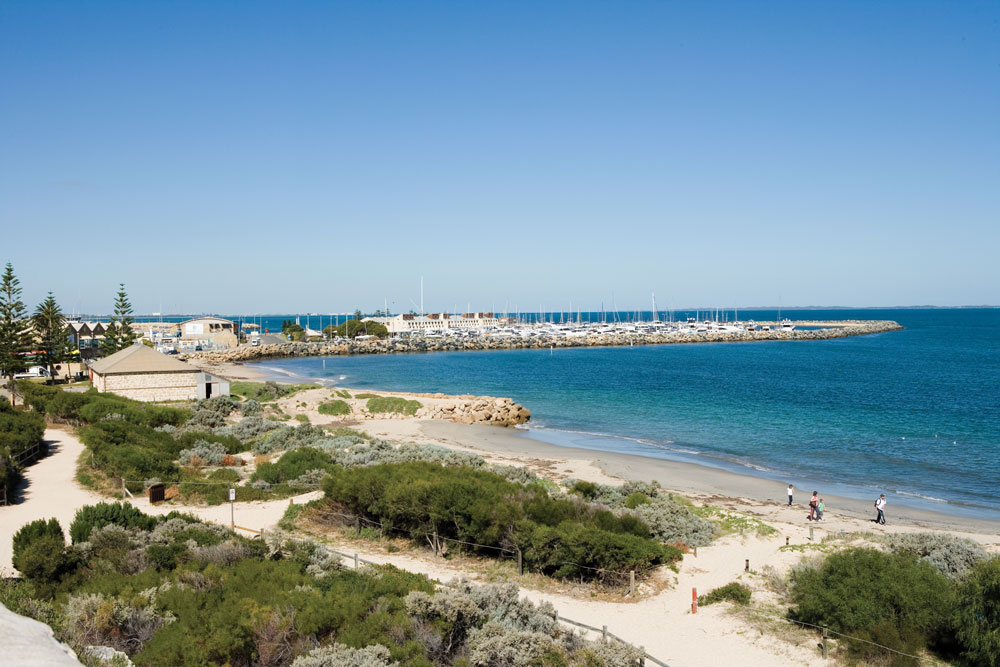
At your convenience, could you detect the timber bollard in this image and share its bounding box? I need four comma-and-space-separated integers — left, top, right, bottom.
630, 570, 635, 596
602, 625, 607, 642
822, 626, 828, 659
745, 558, 749, 572
693, 546, 697, 557
786, 536, 790, 546
809, 526, 814, 541
691, 588, 697, 614
517, 548, 523, 576
289, 498, 293, 505
353, 553, 358, 569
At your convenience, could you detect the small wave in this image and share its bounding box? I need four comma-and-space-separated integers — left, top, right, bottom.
889, 489, 952, 504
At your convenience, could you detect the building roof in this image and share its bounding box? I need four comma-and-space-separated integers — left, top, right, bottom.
177, 316, 235, 326
90, 344, 198, 375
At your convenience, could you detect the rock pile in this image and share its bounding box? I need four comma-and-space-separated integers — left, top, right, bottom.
418, 396, 530, 426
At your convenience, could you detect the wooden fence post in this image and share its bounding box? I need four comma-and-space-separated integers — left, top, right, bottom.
786, 536, 790, 546
354, 553, 359, 569
691, 588, 697, 614
602, 625, 607, 642
745, 558, 749, 572
517, 548, 523, 576
809, 526, 814, 541
433, 531, 439, 556
692, 546, 697, 557
822, 626, 828, 659
629, 570, 635, 596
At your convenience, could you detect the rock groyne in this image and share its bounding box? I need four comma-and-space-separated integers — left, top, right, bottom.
183, 320, 903, 364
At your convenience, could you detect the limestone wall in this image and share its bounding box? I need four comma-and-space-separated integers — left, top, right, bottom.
94, 371, 199, 402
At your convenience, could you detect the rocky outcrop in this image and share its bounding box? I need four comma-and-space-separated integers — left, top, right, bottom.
418, 396, 530, 426
181, 320, 903, 365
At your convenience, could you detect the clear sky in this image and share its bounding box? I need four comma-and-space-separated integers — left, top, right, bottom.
1, 2, 998, 315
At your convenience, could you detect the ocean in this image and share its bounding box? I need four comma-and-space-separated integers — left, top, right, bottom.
246, 309, 1000, 520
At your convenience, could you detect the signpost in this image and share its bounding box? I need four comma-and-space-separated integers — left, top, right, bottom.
229, 488, 236, 528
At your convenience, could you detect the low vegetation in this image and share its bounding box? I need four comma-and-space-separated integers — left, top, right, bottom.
317, 399, 350, 416
323, 461, 679, 583
4, 505, 648, 666
0, 399, 45, 500
698, 582, 752, 607
366, 396, 422, 415
229, 381, 315, 402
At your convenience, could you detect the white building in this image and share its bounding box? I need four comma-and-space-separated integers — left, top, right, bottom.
366, 313, 499, 334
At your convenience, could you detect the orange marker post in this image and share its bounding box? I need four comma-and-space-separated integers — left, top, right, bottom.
691, 588, 698, 614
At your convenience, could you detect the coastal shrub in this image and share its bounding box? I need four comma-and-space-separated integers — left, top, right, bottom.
14, 534, 78, 587
317, 399, 351, 416
487, 464, 539, 485
790, 547, 953, 662
62, 591, 173, 655
240, 399, 261, 416
183, 408, 228, 430
79, 421, 181, 487
624, 492, 651, 509
17, 380, 62, 414
230, 381, 314, 402
0, 400, 46, 494
699, 582, 751, 606
207, 468, 240, 483
178, 440, 227, 466
366, 397, 421, 416
635, 495, 717, 547
952, 557, 1000, 666
323, 462, 674, 582
569, 480, 599, 499
12, 518, 65, 573
882, 532, 989, 580
251, 447, 336, 486
354, 392, 380, 399
335, 389, 351, 399
254, 422, 328, 453
227, 415, 281, 442
197, 395, 238, 417
70, 502, 158, 543
175, 430, 244, 455
291, 643, 397, 667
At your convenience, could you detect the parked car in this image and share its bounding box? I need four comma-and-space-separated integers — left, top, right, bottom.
14, 365, 49, 379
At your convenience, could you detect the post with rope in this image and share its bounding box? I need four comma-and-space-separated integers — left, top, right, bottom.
602, 625, 607, 642
630, 570, 635, 596
821, 626, 828, 659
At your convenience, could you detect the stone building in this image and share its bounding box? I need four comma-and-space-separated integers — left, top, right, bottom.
89, 344, 229, 402
175, 317, 239, 349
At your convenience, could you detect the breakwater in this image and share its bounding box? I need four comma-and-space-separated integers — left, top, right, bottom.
183, 320, 903, 364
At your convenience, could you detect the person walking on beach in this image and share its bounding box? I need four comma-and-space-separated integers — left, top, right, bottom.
874, 494, 886, 524
787, 484, 794, 506
817, 498, 825, 521
809, 491, 819, 521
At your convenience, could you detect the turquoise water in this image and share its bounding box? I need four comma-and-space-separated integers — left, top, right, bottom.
250, 309, 1000, 519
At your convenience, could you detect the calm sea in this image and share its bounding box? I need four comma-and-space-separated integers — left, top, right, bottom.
247, 309, 1000, 520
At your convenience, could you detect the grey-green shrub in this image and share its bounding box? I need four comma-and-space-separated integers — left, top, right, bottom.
634, 495, 717, 547
465, 622, 558, 667
240, 399, 261, 417
291, 643, 397, 667
177, 440, 226, 466
487, 464, 539, 485
882, 532, 989, 579
699, 582, 751, 606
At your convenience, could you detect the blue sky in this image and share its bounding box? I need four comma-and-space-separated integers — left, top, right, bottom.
1, 2, 998, 315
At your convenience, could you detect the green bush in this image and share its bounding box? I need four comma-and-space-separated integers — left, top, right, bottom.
12, 518, 64, 572
175, 430, 244, 455
79, 421, 182, 487
883, 532, 989, 580
624, 492, 651, 509
317, 400, 351, 416
208, 468, 240, 483
323, 462, 676, 582
70, 502, 158, 543
15, 535, 77, 586
699, 582, 751, 606
366, 397, 421, 416
790, 548, 953, 662
230, 381, 315, 402
570, 480, 599, 499
252, 447, 336, 485
353, 392, 380, 399
952, 557, 1000, 666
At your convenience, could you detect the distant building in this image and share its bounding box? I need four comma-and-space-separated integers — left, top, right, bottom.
66, 321, 108, 358
366, 312, 499, 334
89, 344, 229, 401
174, 317, 239, 349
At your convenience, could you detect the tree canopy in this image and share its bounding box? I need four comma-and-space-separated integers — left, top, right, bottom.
101, 283, 137, 355
0, 263, 31, 397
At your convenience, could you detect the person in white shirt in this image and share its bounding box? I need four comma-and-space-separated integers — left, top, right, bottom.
787, 484, 794, 506
875, 494, 886, 524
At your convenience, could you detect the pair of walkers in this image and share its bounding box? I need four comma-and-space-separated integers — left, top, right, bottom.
787, 485, 824, 520
808, 492, 824, 521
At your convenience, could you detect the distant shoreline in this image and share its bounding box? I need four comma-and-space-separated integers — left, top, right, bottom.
184, 319, 904, 364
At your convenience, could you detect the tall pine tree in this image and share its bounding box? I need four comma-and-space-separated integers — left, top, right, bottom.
33, 292, 71, 384
0, 263, 31, 401
101, 283, 137, 355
